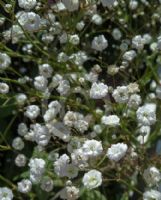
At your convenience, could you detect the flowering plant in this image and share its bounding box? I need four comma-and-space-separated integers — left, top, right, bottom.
0, 0, 161, 199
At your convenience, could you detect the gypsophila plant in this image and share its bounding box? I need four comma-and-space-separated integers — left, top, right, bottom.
1, 0, 161, 199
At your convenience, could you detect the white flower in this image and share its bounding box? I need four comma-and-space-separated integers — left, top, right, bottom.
71, 148, 88, 167
16, 93, 27, 105
57, 52, 68, 63
39, 64, 53, 78
18, 12, 40, 32
136, 103, 156, 126
34, 76, 48, 91
69, 34, 80, 45
54, 154, 70, 177
112, 28, 122, 40
25, 105, 40, 120
138, 126, 151, 136
40, 176, 54, 192
0, 53, 11, 70
17, 179, 32, 194
60, 186, 79, 200
82, 170, 102, 189
82, 139, 103, 157
143, 166, 161, 186
65, 164, 79, 179
18, 123, 28, 136
90, 82, 108, 99
132, 35, 145, 50
101, 115, 120, 126
123, 50, 136, 62
66, 186, 79, 200
43, 101, 61, 122
93, 124, 102, 134
92, 14, 103, 25
12, 137, 24, 150
92, 35, 108, 51
74, 119, 89, 133
129, 0, 138, 10
7, 25, 24, 44
57, 80, 70, 96
76, 21, 85, 31
0, 82, 9, 94
112, 86, 129, 103
64, 111, 78, 127
33, 123, 51, 146
0, 187, 13, 200
128, 94, 142, 108
107, 143, 128, 161
62, 0, 79, 12
15, 154, 27, 167
143, 189, 161, 200
69, 51, 88, 66
18, 0, 37, 10
29, 158, 46, 183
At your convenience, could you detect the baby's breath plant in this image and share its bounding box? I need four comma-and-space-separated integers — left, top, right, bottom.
0, 0, 161, 200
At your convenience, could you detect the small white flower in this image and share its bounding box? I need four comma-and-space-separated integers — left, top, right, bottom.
0, 53, 11, 70
69, 34, 80, 45
18, 123, 28, 136
123, 50, 136, 62
107, 143, 128, 161
92, 35, 108, 51
82, 139, 103, 157
129, 0, 138, 10
132, 35, 145, 50
128, 94, 141, 108
16, 93, 27, 105
101, 115, 120, 126
54, 154, 70, 177
40, 176, 54, 192
143, 189, 161, 200
57, 80, 70, 96
0, 82, 9, 94
138, 125, 151, 136
34, 76, 48, 91
33, 124, 51, 146
112, 86, 129, 103
82, 170, 102, 189
29, 158, 46, 183
60, 186, 79, 200
69, 51, 88, 66
12, 137, 24, 150
65, 164, 79, 179
18, 0, 37, 10
90, 82, 108, 99
112, 28, 122, 40
143, 166, 161, 186
18, 12, 40, 32
17, 179, 32, 194
136, 103, 156, 126
15, 154, 27, 167
0, 187, 13, 200
25, 105, 40, 120
39, 64, 53, 78
71, 148, 88, 167
76, 21, 85, 31
92, 14, 103, 25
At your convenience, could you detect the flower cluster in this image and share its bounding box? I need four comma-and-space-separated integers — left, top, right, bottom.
0, 0, 161, 200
